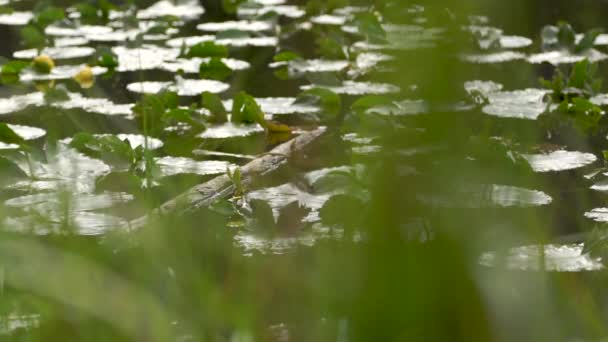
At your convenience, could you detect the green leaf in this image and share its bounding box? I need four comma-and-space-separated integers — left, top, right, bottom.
216, 29, 250, 40
351, 95, 394, 112
199, 57, 232, 80
162, 108, 206, 130
20, 25, 45, 50
70, 132, 137, 168
353, 13, 387, 43
184, 42, 228, 59
568, 59, 589, 89
96, 48, 119, 69
0, 123, 24, 145
34, 7, 65, 28
296, 87, 341, 115
557, 21, 576, 49
231, 92, 266, 126
273, 51, 301, 62
575, 29, 602, 53
1, 60, 29, 76
43, 87, 70, 103
201, 91, 227, 123
221, 0, 246, 14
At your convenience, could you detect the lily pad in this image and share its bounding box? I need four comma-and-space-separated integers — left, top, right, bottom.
160, 57, 250, 74
126, 78, 229, 96
482, 88, 549, 119
13, 47, 95, 60
311, 14, 347, 26
137, 0, 204, 20
585, 208, 608, 222
222, 97, 319, 115
480, 244, 603, 272
301, 81, 400, 95
522, 150, 597, 172
463, 51, 526, 64
270, 59, 350, 74
155, 156, 234, 177
198, 122, 264, 139
527, 49, 608, 65
237, 5, 305, 19
113, 45, 180, 72
0, 11, 33, 26
19, 64, 106, 82
4, 212, 127, 235
197, 20, 274, 32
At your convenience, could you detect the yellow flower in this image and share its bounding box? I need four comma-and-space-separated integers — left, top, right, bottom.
32, 55, 55, 74
74, 66, 94, 89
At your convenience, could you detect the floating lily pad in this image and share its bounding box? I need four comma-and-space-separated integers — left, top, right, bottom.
418, 184, 552, 208
270, 59, 350, 74
482, 88, 549, 119
0, 11, 33, 26
45, 24, 113, 37
126, 78, 229, 96
0, 92, 44, 115
160, 57, 250, 74
222, 97, 319, 115
585, 208, 608, 222
14, 47, 95, 60
137, 0, 204, 20
311, 14, 347, 26
61, 134, 164, 150
7, 124, 46, 140
113, 45, 180, 72
197, 20, 273, 32
4, 211, 127, 235
522, 150, 597, 172
463, 51, 526, 64
54, 36, 89, 47
465, 80, 503, 98
27, 144, 112, 193
301, 81, 400, 95
5, 191, 133, 212
19, 64, 106, 82
198, 122, 264, 139
55, 93, 134, 116
248, 183, 332, 223
155, 156, 234, 177
237, 5, 305, 19
364, 99, 428, 116
499, 35, 533, 49
527, 49, 608, 65
480, 244, 603, 272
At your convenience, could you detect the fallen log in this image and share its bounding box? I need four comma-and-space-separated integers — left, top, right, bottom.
126, 127, 327, 231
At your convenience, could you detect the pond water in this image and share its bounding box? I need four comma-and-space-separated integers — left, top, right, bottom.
3, 0, 608, 339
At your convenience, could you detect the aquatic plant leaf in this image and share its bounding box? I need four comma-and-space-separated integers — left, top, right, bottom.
296, 87, 341, 115
201, 91, 227, 123
95, 48, 119, 69
273, 51, 301, 62
1, 60, 29, 76
351, 95, 394, 112
576, 29, 603, 53
184, 41, 228, 59
19, 25, 45, 50
353, 13, 387, 43
231, 92, 266, 126
162, 108, 206, 131
557, 21, 576, 49
33, 7, 64, 28
199, 57, 232, 80
0, 123, 25, 145
43, 87, 70, 103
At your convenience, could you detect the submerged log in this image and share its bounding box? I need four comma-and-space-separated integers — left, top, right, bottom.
126, 127, 327, 231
